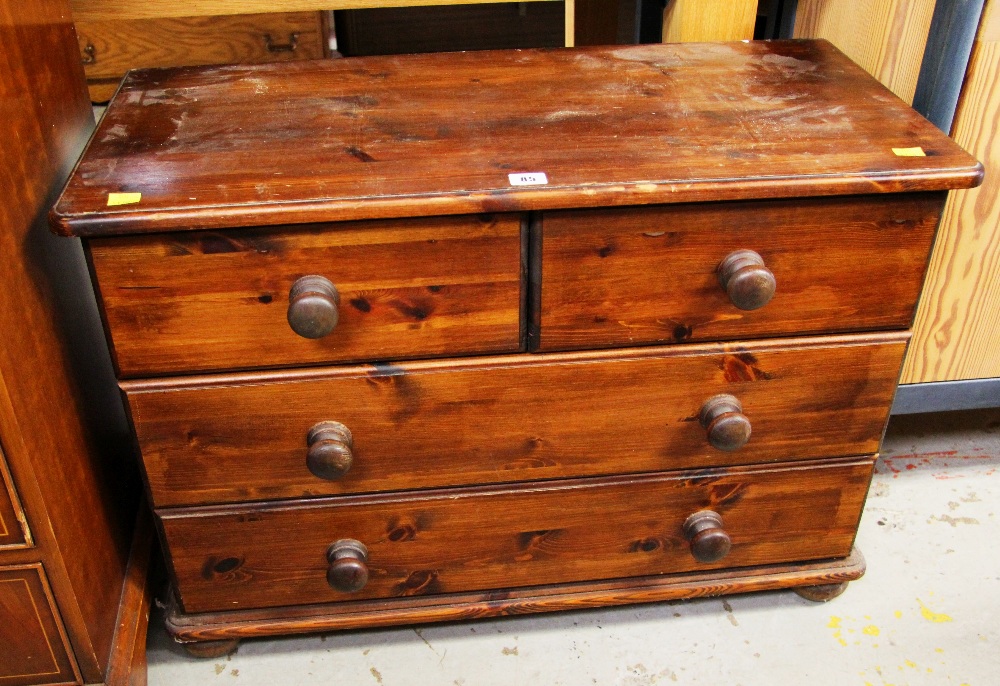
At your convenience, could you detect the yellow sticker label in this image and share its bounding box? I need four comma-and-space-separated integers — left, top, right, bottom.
107, 192, 142, 206
892, 147, 926, 157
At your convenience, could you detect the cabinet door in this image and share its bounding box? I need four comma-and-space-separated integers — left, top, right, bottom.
0, 446, 29, 548
0, 565, 79, 685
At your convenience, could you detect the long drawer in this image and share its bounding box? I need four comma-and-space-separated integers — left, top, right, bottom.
537, 193, 943, 351
126, 332, 905, 507
162, 458, 874, 614
88, 214, 524, 377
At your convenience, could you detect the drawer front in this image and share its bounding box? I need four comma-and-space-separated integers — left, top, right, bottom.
537, 193, 943, 351
127, 333, 904, 507
89, 214, 524, 377
162, 458, 874, 614
0, 565, 79, 685
77, 12, 326, 80
1, 446, 29, 548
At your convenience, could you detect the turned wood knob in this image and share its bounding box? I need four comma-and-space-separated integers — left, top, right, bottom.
683, 510, 732, 563
287, 275, 340, 339
699, 394, 751, 451
306, 421, 354, 480
717, 249, 776, 310
326, 539, 369, 592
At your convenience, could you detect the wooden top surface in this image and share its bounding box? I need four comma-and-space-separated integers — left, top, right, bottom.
52, 40, 983, 237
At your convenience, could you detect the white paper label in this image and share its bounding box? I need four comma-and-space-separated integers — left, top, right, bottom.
508, 172, 548, 186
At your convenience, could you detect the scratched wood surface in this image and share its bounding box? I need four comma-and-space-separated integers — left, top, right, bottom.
88, 214, 523, 377
793, 0, 936, 104
538, 193, 943, 351
160, 458, 874, 614
902, 2, 1000, 383
125, 333, 904, 507
51, 40, 982, 237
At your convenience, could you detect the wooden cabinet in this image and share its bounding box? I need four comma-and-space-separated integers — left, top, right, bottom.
51, 40, 980, 654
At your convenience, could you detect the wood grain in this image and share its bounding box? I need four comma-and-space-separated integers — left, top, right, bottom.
0, 565, 80, 685
69, 0, 562, 22
88, 214, 524, 377
51, 41, 982, 237
0, 447, 29, 548
902, 1, 1000, 383
160, 458, 874, 614
662, 0, 758, 43
793, 0, 936, 104
538, 194, 943, 351
164, 547, 867, 642
125, 333, 905, 507
0, 0, 140, 679
76, 12, 327, 80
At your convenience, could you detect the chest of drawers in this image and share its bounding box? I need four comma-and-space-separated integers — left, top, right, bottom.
51, 40, 982, 655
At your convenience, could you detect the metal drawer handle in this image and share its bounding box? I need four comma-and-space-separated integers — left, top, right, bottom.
264, 32, 299, 54
81, 43, 96, 65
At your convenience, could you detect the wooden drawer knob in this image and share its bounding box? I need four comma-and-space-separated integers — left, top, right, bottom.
288, 275, 340, 339
683, 510, 732, 563
307, 421, 354, 480
326, 539, 369, 592
699, 394, 751, 451
717, 249, 776, 310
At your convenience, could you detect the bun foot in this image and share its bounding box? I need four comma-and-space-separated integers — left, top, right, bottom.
181, 638, 240, 658
793, 582, 849, 602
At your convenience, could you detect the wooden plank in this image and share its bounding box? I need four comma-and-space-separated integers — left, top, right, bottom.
50, 41, 982, 237
793, 0, 936, 104
662, 0, 758, 43
901, 1, 1000, 383
70, 0, 561, 22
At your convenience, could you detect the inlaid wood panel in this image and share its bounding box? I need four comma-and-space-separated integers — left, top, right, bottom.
161, 458, 874, 614
87, 214, 524, 377
902, 2, 1000, 383
538, 194, 943, 351
662, 0, 758, 43
794, 0, 936, 104
51, 41, 981, 238
0, 565, 79, 686
0, 446, 30, 548
126, 333, 904, 507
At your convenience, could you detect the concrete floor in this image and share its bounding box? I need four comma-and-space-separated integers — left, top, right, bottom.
147, 409, 1000, 685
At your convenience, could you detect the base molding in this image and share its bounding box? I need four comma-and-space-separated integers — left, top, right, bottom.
166, 548, 865, 645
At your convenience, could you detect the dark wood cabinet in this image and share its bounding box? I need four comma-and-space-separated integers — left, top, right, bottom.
51, 40, 981, 654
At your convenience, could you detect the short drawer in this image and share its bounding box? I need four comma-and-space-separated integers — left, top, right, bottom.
76, 12, 327, 102
88, 214, 524, 377
126, 332, 905, 507
537, 193, 943, 351
162, 458, 874, 614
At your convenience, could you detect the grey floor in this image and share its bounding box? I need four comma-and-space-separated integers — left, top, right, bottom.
147, 409, 1000, 685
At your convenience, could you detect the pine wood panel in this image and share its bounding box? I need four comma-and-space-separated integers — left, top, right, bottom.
87, 214, 524, 377
538, 194, 943, 351
0, 447, 29, 548
164, 548, 867, 642
50, 41, 982, 238
161, 458, 874, 614
662, 0, 758, 43
793, 0, 936, 104
902, 2, 1000, 383
0, 565, 79, 686
125, 333, 906, 507
76, 12, 326, 79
